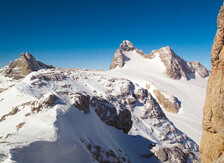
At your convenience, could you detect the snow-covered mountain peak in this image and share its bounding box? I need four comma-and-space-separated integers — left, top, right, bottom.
110, 41, 209, 80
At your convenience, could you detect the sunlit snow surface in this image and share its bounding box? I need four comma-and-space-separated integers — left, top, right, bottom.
0, 69, 160, 163
0, 51, 207, 162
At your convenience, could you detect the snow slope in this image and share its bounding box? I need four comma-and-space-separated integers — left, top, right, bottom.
98, 49, 207, 144
0, 66, 200, 162
0, 69, 161, 163
0, 43, 207, 162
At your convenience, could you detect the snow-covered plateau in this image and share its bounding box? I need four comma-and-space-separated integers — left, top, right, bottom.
0, 41, 209, 163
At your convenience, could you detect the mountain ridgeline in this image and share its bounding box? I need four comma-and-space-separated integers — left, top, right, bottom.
110, 40, 209, 80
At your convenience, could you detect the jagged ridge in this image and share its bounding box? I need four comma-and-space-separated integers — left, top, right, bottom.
110, 40, 209, 80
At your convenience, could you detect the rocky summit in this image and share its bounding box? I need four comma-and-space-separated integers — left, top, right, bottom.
200, 4, 224, 163
0, 52, 53, 80
110, 40, 135, 70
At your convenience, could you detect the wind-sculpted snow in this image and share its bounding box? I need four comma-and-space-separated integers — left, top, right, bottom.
0, 67, 200, 162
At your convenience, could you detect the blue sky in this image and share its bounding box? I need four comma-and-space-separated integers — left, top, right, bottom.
0, 0, 222, 70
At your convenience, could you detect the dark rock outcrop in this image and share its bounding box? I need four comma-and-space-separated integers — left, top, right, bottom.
3, 52, 53, 79
72, 93, 90, 114
90, 96, 132, 134
200, 4, 224, 163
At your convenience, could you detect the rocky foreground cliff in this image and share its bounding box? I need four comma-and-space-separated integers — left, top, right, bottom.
200, 4, 224, 163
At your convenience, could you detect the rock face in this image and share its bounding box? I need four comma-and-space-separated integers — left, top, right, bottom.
200, 4, 224, 163
110, 41, 209, 80
2, 52, 53, 79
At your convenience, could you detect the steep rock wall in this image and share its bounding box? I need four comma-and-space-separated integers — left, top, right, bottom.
200, 4, 224, 163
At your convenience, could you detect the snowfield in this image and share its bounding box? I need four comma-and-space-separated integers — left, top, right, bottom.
0, 43, 208, 162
